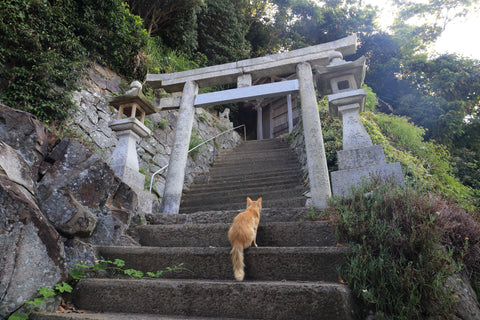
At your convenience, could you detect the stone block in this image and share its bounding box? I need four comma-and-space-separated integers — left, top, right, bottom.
112, 165, 145, 191
338, 145, 386, 170
331, 162, 404, 196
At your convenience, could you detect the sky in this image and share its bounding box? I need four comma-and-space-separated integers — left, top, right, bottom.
363, 0, 480, 60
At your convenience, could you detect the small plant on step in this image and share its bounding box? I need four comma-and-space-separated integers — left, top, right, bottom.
8, 259, 185, 320
303, 206, 327, 221
70, 259, 185, 279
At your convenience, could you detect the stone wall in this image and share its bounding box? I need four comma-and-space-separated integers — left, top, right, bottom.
70, 64, 242, 206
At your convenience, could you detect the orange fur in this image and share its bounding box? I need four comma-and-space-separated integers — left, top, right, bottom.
228, 197, 262, 281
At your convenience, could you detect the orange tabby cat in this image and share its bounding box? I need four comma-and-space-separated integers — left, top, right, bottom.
228, 197, 262, 281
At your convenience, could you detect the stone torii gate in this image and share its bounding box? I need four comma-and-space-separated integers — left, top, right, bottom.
147, 35, 362, 214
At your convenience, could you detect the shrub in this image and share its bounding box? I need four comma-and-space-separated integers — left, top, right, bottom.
361, 111, 478, 211
326, 178, 458, 319
0, 0, 148, 123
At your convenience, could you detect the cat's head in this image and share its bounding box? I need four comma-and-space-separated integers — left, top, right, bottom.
246, 197, 262, 211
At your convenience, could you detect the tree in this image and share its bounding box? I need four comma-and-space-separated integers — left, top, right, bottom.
127, 0, 203, 54
197, 0, 251, 65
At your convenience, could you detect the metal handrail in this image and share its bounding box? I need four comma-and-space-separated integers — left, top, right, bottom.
149, 124, 246, 193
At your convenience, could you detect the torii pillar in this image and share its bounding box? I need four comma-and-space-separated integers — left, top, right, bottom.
159, 81, 198, 214
296, 62, 332, 208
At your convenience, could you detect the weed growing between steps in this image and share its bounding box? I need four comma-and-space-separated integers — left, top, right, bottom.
325, 178, 460, 319
8, 259, 184, 320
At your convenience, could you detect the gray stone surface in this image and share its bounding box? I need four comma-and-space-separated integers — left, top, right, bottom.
134, 221, 336, 248
31, 312, 251, 320
297, 62, 331, 208
97, 245, 348, 282
0, 143, 65, 318
73, 279, 354, 320
37, 139, 138, 245
338, 145, 387, 170
447, 273, 480, 320
160, 81, 198, 214
330, 162, 404, 196
147, 34, 358, 92
0, 104, 52, 179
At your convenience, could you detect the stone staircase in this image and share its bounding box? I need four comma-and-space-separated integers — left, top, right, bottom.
32, 139, 354, 320
179, 139, 307, 213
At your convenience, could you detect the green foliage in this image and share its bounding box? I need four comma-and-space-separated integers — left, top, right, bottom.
70, 258, 185, 280
319, 109, 343, 172
9, 259, 184, 319
189, 133, 203, 157
127, 0, 204, 54
197, 0, 251, 65
73, 0, 148, 80
0, 0, 147, 123
0, 0, 87, 122
361, 111, 478, 211
327, 179, 458, 319
144, 36, 202, 74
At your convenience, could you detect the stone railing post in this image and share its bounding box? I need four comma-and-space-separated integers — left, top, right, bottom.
296, 62, 332, 208
160, 80, 199, 214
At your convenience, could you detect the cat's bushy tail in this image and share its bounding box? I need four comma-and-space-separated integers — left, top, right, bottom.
231, 246, 245, 281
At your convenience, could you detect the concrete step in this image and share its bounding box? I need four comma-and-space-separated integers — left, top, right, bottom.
206, 162, 302, 178
146, 207, 318, 225
97, 246, 347, 282
179, 196, 306, 213
71, 278, 354, 320
202, 168, 303, 185
186, 176, 304, 194
180, 187, 306, 207
31, 313, 250, 320
214, 150, 297, 164
134, 221, 335, 248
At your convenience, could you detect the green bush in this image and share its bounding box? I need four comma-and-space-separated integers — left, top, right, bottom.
0, 0, 87, 122
361, 112, 478, 211
0, 0, 147, 123
327, 178, 458, 319
144, 36, 202, 74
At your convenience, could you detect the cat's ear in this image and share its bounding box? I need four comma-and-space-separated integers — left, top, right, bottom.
247, 197, 252, 204
257, 197, 262, 204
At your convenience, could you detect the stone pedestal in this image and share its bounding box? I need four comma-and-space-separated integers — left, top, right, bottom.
109, 118, 151, 189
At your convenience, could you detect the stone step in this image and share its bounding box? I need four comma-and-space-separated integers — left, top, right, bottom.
71, 278, 354, 320
200, 167, 303, 183
146, 208, 318, 225
134, 221, 336, 247
180, 187, 306, 207
207, 162, 301, 178
186, 176, 304, 194
31, 313, 250, 320
179, 196, 306, 213
214, 150, 297, 164
97, 246, 347, 282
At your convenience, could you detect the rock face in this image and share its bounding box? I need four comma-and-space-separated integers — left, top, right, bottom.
0, 104, 51, 180
37, 139, 137, 244
0, 105, 138, 318
0, 141, 65, 318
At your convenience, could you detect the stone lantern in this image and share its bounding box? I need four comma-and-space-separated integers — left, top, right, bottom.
108, 81, 157, 190
315, 52, 403, 196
